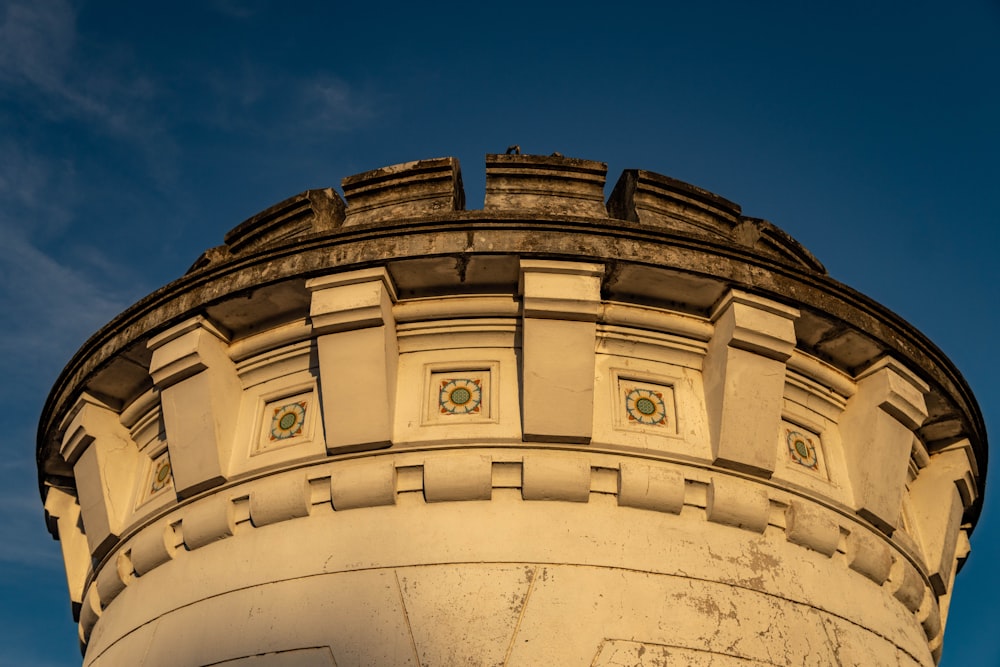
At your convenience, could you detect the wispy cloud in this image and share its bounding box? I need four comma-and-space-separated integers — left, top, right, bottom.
198, 64, 383, 139
0, 134, 132, 383
300, 75, 380, 131
0, 0, 76, 94
0, 218, 136, 398
0, 0, 175, 181
0, 437, 63, 572
0, 492, 62, 571
0, 0, 120, 123
0, 138, 76, 237
3, 1, 381, 177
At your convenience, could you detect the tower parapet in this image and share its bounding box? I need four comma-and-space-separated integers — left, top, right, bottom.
38, 154, 986, 665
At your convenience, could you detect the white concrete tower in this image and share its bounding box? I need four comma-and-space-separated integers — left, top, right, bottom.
37, 154, 986, 665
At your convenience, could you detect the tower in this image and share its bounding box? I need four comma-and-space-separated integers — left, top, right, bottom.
37, 154, 986, 665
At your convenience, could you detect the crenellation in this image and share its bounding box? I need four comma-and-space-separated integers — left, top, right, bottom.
422, 454, 493, 502
59, 445, 962, 657
93, 550, 129, 610
919, 591, 943, 642
79, 586, 100, 641
784, 499, 840, 556
617, 461, 685, 514
891, 555, 928, 613
607, 168, 741, 239
521, 453, 592, 502
329, 460, 397, 510
484, 153, 608, 216
222, 188, 346, 255
247, 472, 311, 527
341, 157, 464, 226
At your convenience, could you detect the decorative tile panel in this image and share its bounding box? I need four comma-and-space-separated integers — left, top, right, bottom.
257, 391, 314, 453
270, 400, 308, 440
616, 378, 677, 434
781, 421, 828, 479
625, 387, 669, 426
438, 378, 483, 415
137, 451, 173, 506
425, 367, 495, 424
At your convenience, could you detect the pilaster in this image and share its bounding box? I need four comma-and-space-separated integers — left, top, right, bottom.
908, 441, 977, 595
59, 393, 138, 558
702, 290, 799, 477
519, 260, 603, 443
840, 356, 929, 534
43, 487, 90, 617
148, 316, 241, 498
307, 268, 399, 453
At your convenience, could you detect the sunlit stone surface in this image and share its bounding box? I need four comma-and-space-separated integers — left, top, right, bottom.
37, 154, 986, 665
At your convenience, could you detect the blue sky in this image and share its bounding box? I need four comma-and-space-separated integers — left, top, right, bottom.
1, 1, 997, 664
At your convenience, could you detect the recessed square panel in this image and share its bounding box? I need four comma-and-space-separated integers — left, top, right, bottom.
257, 391, 314, 453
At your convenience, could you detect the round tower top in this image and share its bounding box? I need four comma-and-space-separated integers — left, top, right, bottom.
37, 153, 987, 528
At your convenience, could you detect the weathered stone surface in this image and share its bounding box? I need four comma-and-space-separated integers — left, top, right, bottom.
703, 291, 799, 476
485, 153, 607, 216
342, 157, 464, 226
608, 168, 742, 238
840, 356, 930, 534
222, 189, 345, 255
35, 155, 985, 666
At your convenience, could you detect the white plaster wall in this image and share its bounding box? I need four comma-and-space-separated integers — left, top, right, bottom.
83, 450, 932, 666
